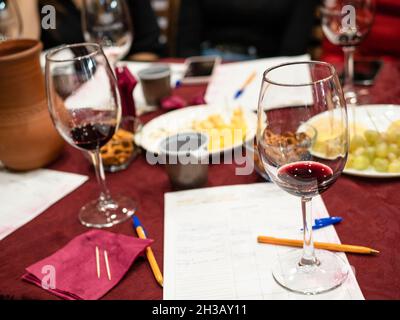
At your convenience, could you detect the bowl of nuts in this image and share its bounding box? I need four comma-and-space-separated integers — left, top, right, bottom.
100, 116, 142, 172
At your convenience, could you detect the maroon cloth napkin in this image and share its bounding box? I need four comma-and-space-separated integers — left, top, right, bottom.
22, 230, 152, 300
161, 95, 188, 110
161, 92, 206, 111
115, 66, 138, 117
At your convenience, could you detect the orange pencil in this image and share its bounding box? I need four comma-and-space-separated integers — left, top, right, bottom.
257, 236, 379, 255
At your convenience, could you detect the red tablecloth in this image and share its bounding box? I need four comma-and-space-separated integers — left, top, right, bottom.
1, 60, 400, 300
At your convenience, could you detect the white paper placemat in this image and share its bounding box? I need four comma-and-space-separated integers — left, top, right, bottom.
164, 183, 364, 300
0, 169, 88, 241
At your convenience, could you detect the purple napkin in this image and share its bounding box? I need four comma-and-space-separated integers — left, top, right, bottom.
161, 92, 207, 111
161, 95, 188, 110
115, 66, 138, 117
22, 230, 152, 300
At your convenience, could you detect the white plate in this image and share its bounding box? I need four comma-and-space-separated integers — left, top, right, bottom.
135, 105, 257, 155
306, 104, 400, 178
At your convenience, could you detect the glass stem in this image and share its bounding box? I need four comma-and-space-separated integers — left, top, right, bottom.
300, 197, 318, 266
89, 150, 112, 204
343, 46, 355, 95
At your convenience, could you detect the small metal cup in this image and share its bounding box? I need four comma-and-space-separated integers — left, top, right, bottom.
159, 132, 209, 190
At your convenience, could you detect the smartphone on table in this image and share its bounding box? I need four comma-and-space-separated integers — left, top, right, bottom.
181, 56, 221, 85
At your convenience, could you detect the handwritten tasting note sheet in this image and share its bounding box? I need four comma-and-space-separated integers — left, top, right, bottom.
164, 183, 364, 300
0, 169, 88, 241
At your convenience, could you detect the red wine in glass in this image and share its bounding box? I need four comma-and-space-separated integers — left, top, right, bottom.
71, 123, 116, 150
256, 61, 349, 295
277, 161, 334, 197
46, 42, 137, 229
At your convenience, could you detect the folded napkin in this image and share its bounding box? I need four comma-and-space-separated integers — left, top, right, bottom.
161, 92, 206, 111
115, 66, 138, 117
22, 230, 152, 300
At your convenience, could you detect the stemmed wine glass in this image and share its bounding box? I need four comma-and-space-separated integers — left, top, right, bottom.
45, 43, 137, 228
257, 61, 349, 294
321, 0, 375, 105
81, 0, 133, 65
0, 0, 22, 41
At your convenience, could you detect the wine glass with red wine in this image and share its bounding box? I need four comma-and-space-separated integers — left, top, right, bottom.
257, 61, 349, 294
45, 43, 137, 228
321, 0, 375, 105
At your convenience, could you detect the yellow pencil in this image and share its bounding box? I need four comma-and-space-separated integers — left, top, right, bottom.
133, 216, 163, 287
257, 236, 379, 255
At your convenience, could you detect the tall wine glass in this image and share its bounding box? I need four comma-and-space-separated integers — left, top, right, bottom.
82, 0, 133, 65
257, 61, 349, 295
46, 43, 137, 228
321, 0, 375, 105
0, 0, 22, 41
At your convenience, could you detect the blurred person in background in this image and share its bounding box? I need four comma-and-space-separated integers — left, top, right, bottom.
16, 0, 162, 60
176, 0, 319, 60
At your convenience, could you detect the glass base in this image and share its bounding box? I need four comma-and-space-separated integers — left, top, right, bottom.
272, 250, 349, 295
79, 194, 137, 228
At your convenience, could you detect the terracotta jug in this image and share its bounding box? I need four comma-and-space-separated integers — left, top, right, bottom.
0, 39, 64, 171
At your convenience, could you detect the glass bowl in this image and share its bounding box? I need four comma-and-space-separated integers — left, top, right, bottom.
244, 139, 270, 181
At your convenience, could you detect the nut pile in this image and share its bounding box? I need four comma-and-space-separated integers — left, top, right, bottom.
100, 129, 136, 166
261, 130, 313, 165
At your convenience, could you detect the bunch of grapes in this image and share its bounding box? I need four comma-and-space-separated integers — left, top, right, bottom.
346, 121, 400, 173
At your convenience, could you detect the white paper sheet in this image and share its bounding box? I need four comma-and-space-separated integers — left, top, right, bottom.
0, 169, 88, 241
164, 183, 364, 300
205, 55, 312, 111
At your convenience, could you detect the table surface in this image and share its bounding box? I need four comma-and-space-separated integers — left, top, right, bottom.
1, 60, 400, 300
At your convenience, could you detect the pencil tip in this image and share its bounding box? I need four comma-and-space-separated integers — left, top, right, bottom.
371, 249, 380, 255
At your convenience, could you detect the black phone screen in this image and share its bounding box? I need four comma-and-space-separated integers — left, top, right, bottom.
185, 60, 216, 78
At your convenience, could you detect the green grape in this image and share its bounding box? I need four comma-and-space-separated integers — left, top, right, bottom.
350, 135, 366, 152
386, 127, 400, 144
363, 146, 376, 161
388, 160, 400, 173
354, 147, 366, 156
345, 155, 354, 169
388, 153, 397, 162
364, 130, 380, 145
388, 143, 399, 156
353, 155, 370, 171
373, 158, 389, 172
375, 143, 389, 158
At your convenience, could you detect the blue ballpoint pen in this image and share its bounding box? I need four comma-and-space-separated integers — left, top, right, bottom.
132, 216, 163, 287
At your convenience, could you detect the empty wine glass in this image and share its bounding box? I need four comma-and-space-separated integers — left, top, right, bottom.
82, 0, 133, 64
257, 61, 349, 294
46, 43, 137, 228
321, 0, 375, 105
0, 0, 22, 41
